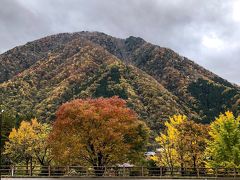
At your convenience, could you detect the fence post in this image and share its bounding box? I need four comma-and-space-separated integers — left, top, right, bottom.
11, 165, 14, 176
141, 166, 144, 176
48, 165, 51, 176
197, 168, 199, 177
66, 166, 69, 176
215, 168, 218, 178
123, 166, 125, 177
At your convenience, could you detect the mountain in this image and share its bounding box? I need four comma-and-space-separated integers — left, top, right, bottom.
1, 31, 239, 135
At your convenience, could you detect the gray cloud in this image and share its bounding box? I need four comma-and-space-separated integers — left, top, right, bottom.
0, 0, 239, 84
0, 0, 52, 52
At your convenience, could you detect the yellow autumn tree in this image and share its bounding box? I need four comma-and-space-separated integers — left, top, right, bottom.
176, 120, 209, 172
205, 111, 240, 168
4, 118, 52, 171
153, 115, 187, 171
153, 114, 209, 175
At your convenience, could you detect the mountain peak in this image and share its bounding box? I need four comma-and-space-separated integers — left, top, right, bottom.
125, 36, 145, 51
1, 31, 239, 133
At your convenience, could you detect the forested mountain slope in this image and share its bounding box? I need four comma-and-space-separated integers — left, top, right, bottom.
1, 31, 239, 135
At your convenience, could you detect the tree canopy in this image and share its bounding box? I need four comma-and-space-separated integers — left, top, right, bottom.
205, 111, 240, 168
153, 115, 209, 171
49, 96, 149, 170
4, 118, 52, 167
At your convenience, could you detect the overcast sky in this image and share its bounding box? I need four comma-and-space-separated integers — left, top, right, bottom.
1, 0, 240, 84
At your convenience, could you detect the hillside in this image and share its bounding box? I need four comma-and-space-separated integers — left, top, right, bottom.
1, 31, 239, 135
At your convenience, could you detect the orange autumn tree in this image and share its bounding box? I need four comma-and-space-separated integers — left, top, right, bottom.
49, 96, 149, 174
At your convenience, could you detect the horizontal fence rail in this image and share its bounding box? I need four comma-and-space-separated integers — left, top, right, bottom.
0, 165, 240, 178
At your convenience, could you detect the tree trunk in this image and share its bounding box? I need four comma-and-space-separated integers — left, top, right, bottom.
170, 166, 173, 176
93, 153, 105, 176
180, 162, 184, 176
26, 159, 29, 175
193, 156, 197, 175
180, 154, 184, 176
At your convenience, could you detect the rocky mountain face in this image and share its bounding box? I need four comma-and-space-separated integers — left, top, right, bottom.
1, 31, 239, 135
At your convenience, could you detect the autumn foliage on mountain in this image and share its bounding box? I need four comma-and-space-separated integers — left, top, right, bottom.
0, 31, 239, 136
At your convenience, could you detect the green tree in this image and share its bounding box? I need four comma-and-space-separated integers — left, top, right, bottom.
1, 110, 16, 148
0, 107, 21, 164
205, 111, 240, 168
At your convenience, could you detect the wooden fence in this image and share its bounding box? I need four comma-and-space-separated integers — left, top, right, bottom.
0, 165, 240, 178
